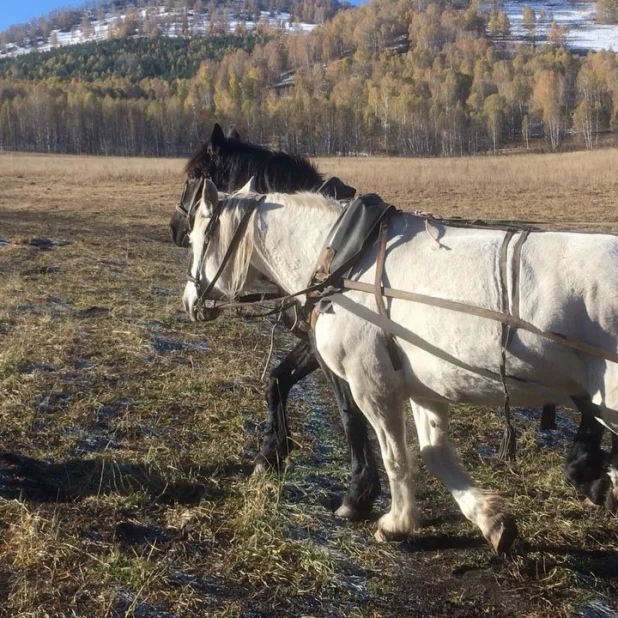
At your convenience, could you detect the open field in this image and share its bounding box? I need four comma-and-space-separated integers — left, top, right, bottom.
1, 151, 618, 617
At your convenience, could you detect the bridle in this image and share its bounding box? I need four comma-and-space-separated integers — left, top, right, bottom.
188, 194, 265, 308
175, 176, 206, 232
174, 177, 360, 322
176, 178, 283, 317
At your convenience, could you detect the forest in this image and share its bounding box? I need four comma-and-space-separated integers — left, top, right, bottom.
1, 0, 618, 156
0, 36, 265, 82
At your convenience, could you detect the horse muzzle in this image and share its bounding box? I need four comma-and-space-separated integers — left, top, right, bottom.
169, 212, 191, 248
183, 281, 222, 322
195, 302, 222, 322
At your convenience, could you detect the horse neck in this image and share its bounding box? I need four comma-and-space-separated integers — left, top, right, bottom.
251, 196, 339, 295
265, 156, 322, 192
237, 152, 322, 193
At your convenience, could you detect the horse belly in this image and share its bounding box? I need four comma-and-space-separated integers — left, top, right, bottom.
392, 320, 577, 406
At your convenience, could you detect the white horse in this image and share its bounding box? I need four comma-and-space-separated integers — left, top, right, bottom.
183, 179, 618, 553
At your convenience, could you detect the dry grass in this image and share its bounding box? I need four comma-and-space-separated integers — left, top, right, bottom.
0, 152, 183, 183
316, 149, 618, 227
0, 151, 618, 617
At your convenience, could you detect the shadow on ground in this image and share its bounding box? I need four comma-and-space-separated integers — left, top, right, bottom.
0, 452, 251, 504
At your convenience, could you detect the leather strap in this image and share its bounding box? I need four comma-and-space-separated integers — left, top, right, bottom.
374, 219, 401, 370
340, 278, 618, 365
497, 231, 515, 461
510, 230, 530, 324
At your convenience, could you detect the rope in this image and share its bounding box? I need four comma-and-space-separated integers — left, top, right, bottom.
261, 309, 283, 383
412, 210, 445, 248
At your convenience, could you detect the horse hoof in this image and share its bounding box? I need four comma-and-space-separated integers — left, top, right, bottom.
607, 468, 618, 512
253, 454, 282, 475
374, 528, 388, 543
374, 527, 409, 543
335, 502, 365, 521
486, 513, 518, 555
253, 461, 269, 475
374, 512, 416, 542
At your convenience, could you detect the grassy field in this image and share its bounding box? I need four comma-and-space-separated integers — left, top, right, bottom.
1, 151, 618, 617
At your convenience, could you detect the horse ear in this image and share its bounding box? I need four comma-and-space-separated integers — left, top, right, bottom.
210, 123, 225, 152
237, 176, 257, 194
201, 179, 219, 212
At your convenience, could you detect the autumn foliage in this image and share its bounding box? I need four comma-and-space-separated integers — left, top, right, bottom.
1, 0, 618, 156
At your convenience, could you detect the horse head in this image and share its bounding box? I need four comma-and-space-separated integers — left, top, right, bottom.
183, 179, 261, 321
169, 123, 242, 247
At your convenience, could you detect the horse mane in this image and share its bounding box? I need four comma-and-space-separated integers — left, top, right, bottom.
191, 191, 338, 301
267, 191, 340, 214
184, 136, 324, 193
216, 197, 258, 299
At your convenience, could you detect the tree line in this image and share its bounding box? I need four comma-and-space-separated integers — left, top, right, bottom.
1, 0, 618, 157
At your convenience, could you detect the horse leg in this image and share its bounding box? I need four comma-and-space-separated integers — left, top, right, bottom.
254, 340, 319, 473
411, 399, 518, 554
564, 395, 617, 510
609, 431, 618, 509
540, 404, 557, 430
344, 378, 418, 541
312, 348, 381, 519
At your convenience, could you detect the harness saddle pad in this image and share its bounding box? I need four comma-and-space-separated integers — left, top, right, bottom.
321, 193, 395, 278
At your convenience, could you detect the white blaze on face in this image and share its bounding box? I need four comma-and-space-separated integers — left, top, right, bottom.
183, 198, 211, 321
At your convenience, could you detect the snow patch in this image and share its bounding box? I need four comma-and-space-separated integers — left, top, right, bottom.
1, 8, 316, 59
503, 0, 618, 51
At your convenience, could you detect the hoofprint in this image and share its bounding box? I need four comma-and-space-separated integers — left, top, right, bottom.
183, 180, 618, 552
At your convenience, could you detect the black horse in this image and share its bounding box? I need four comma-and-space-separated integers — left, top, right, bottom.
170, 124, 379, 519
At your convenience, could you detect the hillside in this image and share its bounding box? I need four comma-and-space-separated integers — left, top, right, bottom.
0, 0, 334, 59
0, 35, 264, 82
1, 0, 618, 158
2, 0, 618, 60
503, 0, 618, 52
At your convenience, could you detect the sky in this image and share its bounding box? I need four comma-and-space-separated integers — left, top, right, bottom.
1, 1, 80, 31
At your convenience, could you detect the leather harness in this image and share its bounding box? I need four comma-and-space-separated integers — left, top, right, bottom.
180, 185, 618, 368
180, 185, 618, 459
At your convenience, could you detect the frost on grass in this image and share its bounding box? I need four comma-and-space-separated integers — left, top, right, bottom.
512, 406, 578, 450
150, 337, 209, 355
27, 237, 73, 250
577, 597, 618, 618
